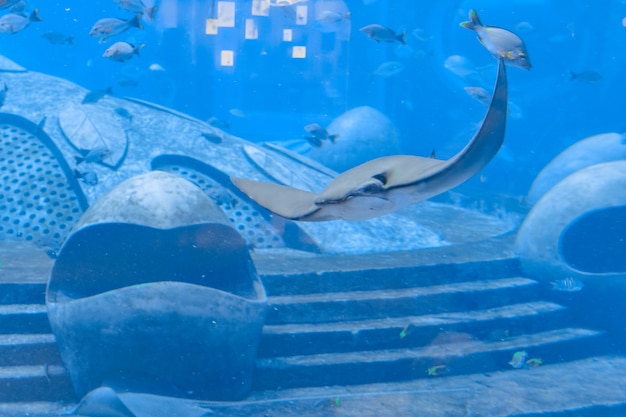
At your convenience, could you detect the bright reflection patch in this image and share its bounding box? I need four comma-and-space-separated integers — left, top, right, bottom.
283, 29, 293, 42
292, 46, 306, 58
217, 1, 235, 27
221, 50, 234, 66
251, 0, 270, 16
245, 19, 258, 39
295, 5, 307, 25
205, 18, 218, 35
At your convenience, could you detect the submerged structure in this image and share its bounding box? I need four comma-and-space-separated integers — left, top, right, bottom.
0, 11, 625, 413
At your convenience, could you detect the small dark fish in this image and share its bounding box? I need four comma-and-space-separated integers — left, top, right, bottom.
304, 123, 338, 147
0, 83, 7, 107
0, 9, 42, 34
460, 9, 531, 70
75, 146, 111, 164
359, 24, 406, 44
114, 0, 158, 20
207, 116, 230, 130
209, 189, 236, 208
569, 70, 603, 83
82, 86, 113, 104
73, 169, 98, 186
550, 277, 583, 292
200, 131, 222, 144
114, 107, 132, 121
103, 42, 145, 62
89, 14, 143, 43
42, 31, 74, 45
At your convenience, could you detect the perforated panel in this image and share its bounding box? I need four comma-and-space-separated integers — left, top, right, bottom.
0, 122, 85, 255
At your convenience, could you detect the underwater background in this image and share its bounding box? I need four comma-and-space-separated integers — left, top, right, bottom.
3, 0, 625, 196
0, 1, 626, 416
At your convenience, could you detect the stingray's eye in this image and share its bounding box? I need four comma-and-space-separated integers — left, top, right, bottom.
355, 181, 383, 195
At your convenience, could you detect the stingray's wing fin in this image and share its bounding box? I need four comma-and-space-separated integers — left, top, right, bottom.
230, 177, 320, 220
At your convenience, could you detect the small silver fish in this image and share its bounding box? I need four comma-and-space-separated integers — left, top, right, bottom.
372, 61, 405, 78
508, 350, 528, 369
464, 86, 491, 105
360, 24, 406, 44
460, 9, 531, 70
73, 169, 98, 186
42, 31, 74, 45
304, 123, 337, 147
114, 0, 158, 20
550, 277, 583, 292
103, 42, 145, 62
75, 146, 111, 165
89, 14, 143, 43
0, 9, 42, 34
82, 86, 113, 104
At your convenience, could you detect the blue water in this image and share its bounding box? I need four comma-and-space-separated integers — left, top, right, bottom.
3, 0, 625, 196
2, 1, 626, 415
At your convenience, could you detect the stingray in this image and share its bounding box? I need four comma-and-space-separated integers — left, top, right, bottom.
231, 59, 508, 222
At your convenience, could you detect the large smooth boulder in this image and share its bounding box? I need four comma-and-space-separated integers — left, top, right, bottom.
47, 171, 267, 401
527, 132, 626, 205
308, 106, 400, 172
516, 161, 626, 281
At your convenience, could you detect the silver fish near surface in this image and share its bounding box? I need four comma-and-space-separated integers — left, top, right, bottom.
550, 277, 583, 292
89, 14, 143, 44
0, 9, 42, 34
103, 42, 145, 62
360, 24, 406, 44
114, 0, 158, 20
460, 9, 531, 70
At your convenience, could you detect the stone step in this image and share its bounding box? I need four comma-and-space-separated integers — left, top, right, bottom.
207, 356, 626, 417
259, 301, 567, 357
0, 283, 46, 305
0, 402, 68, 417
266, 276, 539, 324
253, 327, 603, 391
0, 304, 51, 334
0, 334, 61, 366
253, 239, 520, 297
0, 365, 74, 403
